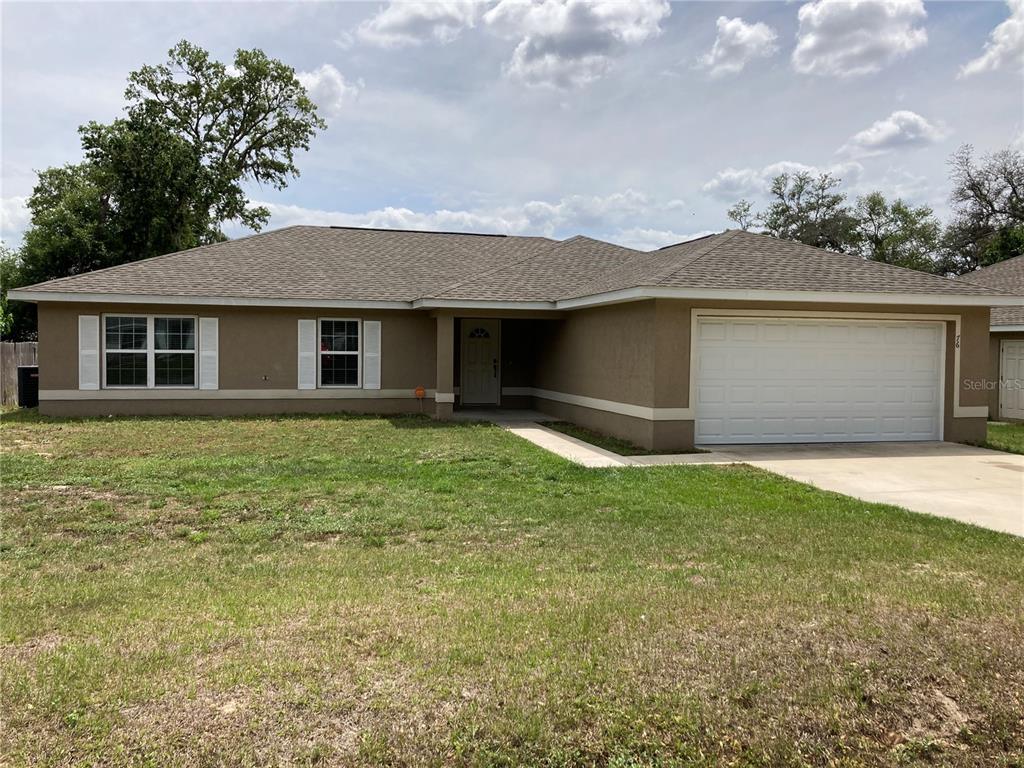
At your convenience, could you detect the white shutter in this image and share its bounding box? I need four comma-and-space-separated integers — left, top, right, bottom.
78, 315, 100, 390
363, 320, 381, 390
198, 317, 219, 390
297, 319, 317, 390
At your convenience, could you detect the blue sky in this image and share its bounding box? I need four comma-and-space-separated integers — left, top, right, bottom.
1, 0, 1021, 251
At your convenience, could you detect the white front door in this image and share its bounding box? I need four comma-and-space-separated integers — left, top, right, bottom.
461, 319, 500, 405
1000, 340, 1024, 420
695, 317, 944, 444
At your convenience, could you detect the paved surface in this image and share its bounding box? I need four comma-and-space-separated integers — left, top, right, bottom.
456, 411, 733, 467
714, 442, 1024, 536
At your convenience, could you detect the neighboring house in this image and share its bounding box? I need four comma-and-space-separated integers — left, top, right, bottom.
960, 255, 1024, 422
9, 226, 1023, 450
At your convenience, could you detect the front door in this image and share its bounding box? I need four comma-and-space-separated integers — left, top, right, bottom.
1000, 340, 1024, 420
461, 319, 500, 405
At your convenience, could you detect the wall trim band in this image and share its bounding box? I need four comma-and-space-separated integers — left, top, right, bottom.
501, 387, 694, 421
40, 388, 436, 401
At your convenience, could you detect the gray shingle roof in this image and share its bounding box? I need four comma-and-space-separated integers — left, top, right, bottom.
13, 225, 1012, 306
566, 230, 1000, 298
432, 236, 644, 301
959, 255, 1024, 326
19, 226, 554, 303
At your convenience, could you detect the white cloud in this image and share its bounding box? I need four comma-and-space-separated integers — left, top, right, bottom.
702, 160, 864, 200
792, 0, 927, 77
297, 65, 362, 118
697, 16, 778, 77
700, 167, 765, 200
483, 0, 671, 88
0, 196, 30, 245
960, 0, 1024, 77
356, 1, 480, 47
247, 189, 688, 244
838, 110, 950, 157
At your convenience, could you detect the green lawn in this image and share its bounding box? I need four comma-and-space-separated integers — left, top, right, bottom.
985, 421, 1024, 455
1, 411, 1022, 767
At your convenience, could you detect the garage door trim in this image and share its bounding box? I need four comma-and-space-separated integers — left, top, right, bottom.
689, 309, 952, 443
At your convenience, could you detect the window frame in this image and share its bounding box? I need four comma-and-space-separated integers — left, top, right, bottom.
101, 313, 198, 390
317, 317, 362, 389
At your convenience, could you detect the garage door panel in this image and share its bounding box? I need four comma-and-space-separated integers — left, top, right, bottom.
882, 385, 908, 404
695, 318, 943, 444
699, 321, 727, 341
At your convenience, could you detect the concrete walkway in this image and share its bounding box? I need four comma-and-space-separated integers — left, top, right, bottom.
460, 412, 736, 468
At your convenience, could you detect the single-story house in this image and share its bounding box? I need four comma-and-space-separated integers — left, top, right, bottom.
10, 226, 1023, 450
960, 254, 1024, 421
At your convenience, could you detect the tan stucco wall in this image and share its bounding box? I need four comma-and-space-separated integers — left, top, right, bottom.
533, 301, 656, 405
989, 330, 1024, 421
40, 398, 423, 418
531, 299, 990, 449
38, 302, 438, 393
36, 299, 993, 448
37, 302, 439, 417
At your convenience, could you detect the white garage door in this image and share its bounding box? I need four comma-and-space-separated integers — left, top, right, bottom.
695, 317, 944, 445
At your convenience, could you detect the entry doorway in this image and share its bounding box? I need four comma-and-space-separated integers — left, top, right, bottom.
1000, 340, 1024, 420
460, 319, 500, 405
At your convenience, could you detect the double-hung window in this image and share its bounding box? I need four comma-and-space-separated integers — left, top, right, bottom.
103, 315, 196, 388
319, 319, 360, 387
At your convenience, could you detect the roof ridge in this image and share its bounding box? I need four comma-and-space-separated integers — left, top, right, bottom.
961, 254, 1024, 283
725, 230, 1018, 296
645, 229, 737, 285
19, 225, 306, 292
418, 237, 564, 299
429, 234, 648, 301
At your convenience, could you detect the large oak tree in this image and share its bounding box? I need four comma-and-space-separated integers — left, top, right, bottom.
5, 41, 325, 339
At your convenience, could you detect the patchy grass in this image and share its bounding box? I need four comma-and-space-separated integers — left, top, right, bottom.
1, 410, 1023, 767
985, 421, 1024, 455
541, 420, 702, 456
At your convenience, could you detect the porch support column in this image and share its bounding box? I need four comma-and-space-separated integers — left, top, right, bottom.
435, 313, 455, 419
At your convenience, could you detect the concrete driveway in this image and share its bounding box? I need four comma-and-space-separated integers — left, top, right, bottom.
711, 442, 1024, 537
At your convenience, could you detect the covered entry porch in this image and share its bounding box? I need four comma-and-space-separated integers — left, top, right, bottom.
432, 312, 561, 418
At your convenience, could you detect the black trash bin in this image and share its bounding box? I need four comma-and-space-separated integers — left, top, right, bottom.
17, 366, 39, 408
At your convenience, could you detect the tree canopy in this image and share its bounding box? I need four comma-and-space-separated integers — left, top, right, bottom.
940, 145, 1024, 274
852, 192, 941, 273
4, 40, 325, 339
725, 143, 1023, 276
758, 172, 860, 253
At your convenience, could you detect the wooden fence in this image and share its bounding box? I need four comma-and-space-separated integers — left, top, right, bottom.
1, 342, 39, 406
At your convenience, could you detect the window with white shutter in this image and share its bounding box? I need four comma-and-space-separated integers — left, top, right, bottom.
78, 315, 100, 390
363, 320, 381, 390
198, 318, 219, 390
297, 319, 317, 390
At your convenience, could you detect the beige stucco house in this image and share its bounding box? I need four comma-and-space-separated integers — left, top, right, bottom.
961, 254, 1024, 422
9, 226, 1023, 450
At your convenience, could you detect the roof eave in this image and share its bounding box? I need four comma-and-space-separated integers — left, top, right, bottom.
5, 289, 413, 310
554, 286, 1024, 310
10, 286, 1022, 312
411, 298, 557, 310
